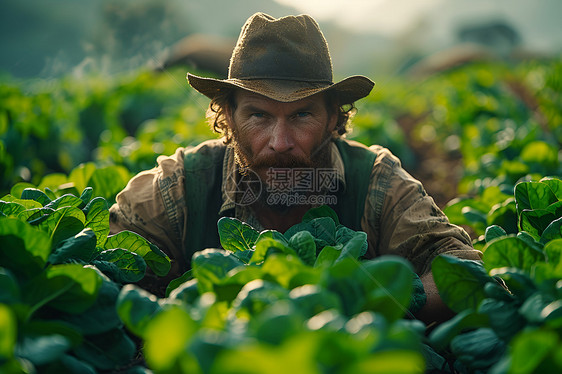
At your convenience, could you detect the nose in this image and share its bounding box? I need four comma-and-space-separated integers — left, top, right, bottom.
268, 119, 294, 153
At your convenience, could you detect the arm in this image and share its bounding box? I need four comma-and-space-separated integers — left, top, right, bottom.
361, 147, 482, 325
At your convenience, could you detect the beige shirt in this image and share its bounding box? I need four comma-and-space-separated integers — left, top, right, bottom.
109, 139, 481, 280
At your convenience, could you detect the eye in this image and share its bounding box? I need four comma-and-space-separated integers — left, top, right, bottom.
296, 112, 311, 118
251, 112, 265, 118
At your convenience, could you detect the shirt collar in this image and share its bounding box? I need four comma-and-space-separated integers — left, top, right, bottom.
218, 140, 347, 216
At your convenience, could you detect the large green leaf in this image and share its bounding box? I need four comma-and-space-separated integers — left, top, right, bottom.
0, 268, 20, 304
541, 217, 562, 244
432, 255, 491, 313
217, 217, 260, 252
0, 201, 26, 217
92, 248, 147, 283
540, 177, 562, 200
356, 256, 414, 321
72, 328, 136, 371
192, 248, 246, 293
288, 231, 316, 266
104, 231, 170, 277
23, 264, 102, 315
429, 309, 489, 350
57, 278, 122, 335
336, 231, 368, 263
520, 202, 562, 238
508, 328, 560, 374
87, 166, 130, 202
250, 237, 297, 265
44, 194, 84, 210
48, 228, 97, 265
117, 284, 163, 338
301, 205, 340, 225
450, 328, 506, 371
143, 305, 198, 371
0, 217, 52, 278
83, 197, 110, 247
515, 181, 558, 216
16, 334, 71, 366
284, 217, 337, 250
37, 206, 85, 247
483, 236, 546, 274
21, 188, 51, 206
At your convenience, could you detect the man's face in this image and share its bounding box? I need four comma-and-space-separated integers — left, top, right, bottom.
227, 89, 337, 186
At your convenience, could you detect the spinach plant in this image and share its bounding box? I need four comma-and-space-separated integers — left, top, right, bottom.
429, 176, 562, 374
117, 206, 432, 374
0, 184, 170, 373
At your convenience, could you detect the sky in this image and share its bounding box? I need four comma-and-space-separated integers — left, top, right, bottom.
275, 0, 562, 52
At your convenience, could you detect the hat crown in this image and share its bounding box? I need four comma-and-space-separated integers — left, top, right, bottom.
228, 13, 333, 83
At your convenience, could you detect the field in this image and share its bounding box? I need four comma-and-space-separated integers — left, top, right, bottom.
1, 58, 561, 373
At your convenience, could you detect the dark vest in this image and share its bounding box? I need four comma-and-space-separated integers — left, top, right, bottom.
182, 138, 377, 263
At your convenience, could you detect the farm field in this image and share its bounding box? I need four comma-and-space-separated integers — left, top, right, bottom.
1, 58, 561, 373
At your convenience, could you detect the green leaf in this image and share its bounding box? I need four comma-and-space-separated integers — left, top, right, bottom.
301, 205, 340, 225
48, 228, 97, 265
68, 163, 97, 194
450, 328, 506, 371
165, 270, 193, 297
104, 231, 170, 277
192, 248, 245, 293
483, 236, 546, 274
432, 255, 491, 313
87, 166, 130, 201
520, 202, 562, 238
251, 238, 298, 264
540, 176, 562, 200
143, 305, 198, 371
261, 254, 314, 290
336, 231, 367, 263
21, 188, 51, 206
0, 201, 26, 217
73, 328, 136, 371
117, 284, 162, 337
83, 197, 110, 247
515, 181, 558, 216
0, 268, 20, 304
284, 217, 337, 250
16, 334, 71, 366
0, 304, 16, 359
24, 264, 102, 315
92, 249, 147, 283
0, 217, 52, 278
429, 309, 489, 350
288, 231, 316, 266
314, 244, 342, 268
541, 217, 562, 244
508, 328, 560, 374
288, 284, 342, 319
57, 279, 121, 335
231, 279, 290, 317
489, 268, 537, 300
485, 225, 507, 243
37, 206, 85, 247
10, 182, 36, 199
356, 256, 414, 321
79, 187, 94, 207
217, 217, 260, 252
478, 298, 525, 340
519, 291, 555, 324
44, 194, 84, 210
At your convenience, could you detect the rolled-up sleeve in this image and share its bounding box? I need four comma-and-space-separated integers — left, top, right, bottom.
109, 148, 188, 276
362, 147, 482, 275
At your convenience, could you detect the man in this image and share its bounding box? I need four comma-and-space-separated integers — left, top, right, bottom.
109, 13, 482, 324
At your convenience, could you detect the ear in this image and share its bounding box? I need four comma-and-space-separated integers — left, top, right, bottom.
327, 106, 338, 133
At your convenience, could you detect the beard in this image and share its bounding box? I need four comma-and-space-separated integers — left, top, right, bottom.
230, 128, 334, 212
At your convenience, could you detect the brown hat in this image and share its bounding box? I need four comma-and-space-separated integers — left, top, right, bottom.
187, 13, 375, 103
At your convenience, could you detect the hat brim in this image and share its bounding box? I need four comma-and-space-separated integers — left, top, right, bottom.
187, 73, 375, 104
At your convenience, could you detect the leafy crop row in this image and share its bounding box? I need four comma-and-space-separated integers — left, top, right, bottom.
2, 172, 560, 373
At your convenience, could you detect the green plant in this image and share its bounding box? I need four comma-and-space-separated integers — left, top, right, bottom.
117, 206, 435, 373
0, 184, 170, 373
429, 176, 562, 374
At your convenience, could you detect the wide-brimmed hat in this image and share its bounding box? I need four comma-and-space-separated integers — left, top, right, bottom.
187, 13, 375, 103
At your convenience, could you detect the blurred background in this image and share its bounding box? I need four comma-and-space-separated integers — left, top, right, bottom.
1, 0, 561, 217
2, 0, 561, 79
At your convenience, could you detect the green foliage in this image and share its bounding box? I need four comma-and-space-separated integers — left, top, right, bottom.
0, 184, 170, 373
430, 176, 562, 374
118, 206, 429, 373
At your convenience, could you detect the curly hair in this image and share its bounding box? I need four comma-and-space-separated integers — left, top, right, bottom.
205, 88, 357, 144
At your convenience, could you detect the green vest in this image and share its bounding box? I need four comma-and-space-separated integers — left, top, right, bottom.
183, 138, 377, 263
